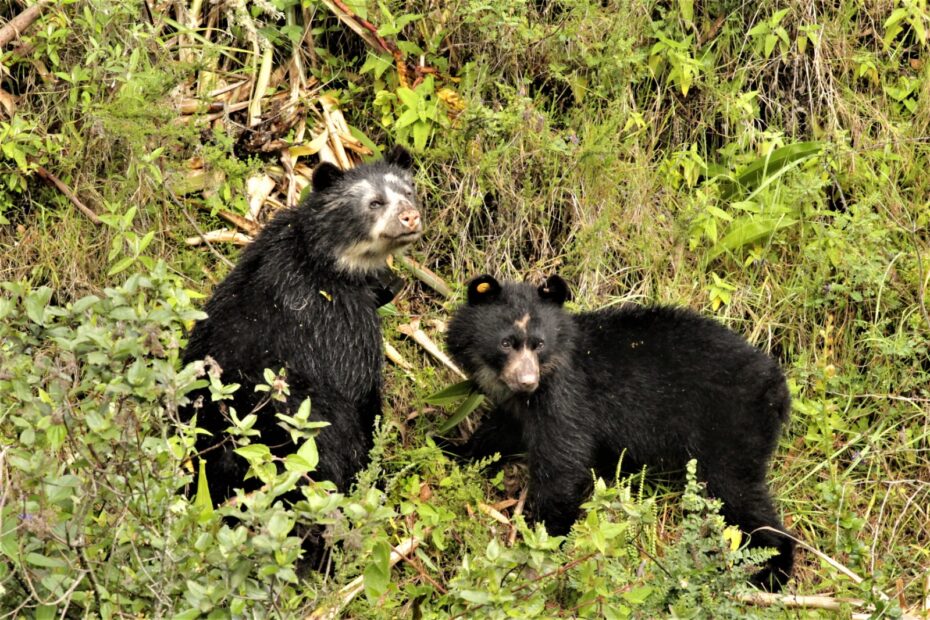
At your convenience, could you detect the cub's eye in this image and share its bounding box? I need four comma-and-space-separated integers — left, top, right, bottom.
531, 339, 545, 351
369, 199, 385, 209
500, 338, 513, 351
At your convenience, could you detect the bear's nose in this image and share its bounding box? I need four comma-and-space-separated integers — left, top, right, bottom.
517, 374, 539, 392
398, 208, 421, 232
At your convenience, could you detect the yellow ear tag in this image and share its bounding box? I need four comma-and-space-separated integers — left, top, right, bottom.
476, 282, 491, 294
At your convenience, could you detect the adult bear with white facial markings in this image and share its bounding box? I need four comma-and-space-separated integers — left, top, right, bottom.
445, 274, 794, 591
182, 147, 421, 502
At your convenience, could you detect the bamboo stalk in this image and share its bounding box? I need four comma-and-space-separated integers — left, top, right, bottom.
396, 320, 467, 379
249, 44, 274, 127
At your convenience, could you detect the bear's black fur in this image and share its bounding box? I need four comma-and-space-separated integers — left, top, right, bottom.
446, 274, 794, 591
182, 147, 421, 501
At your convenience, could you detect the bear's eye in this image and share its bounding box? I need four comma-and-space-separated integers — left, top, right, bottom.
531, 339, 545, 351
500, 338, 513, 351
369, 199, 385, 209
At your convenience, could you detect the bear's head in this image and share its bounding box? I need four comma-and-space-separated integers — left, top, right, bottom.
307, 146, 422, 273
447, 275, 577, 401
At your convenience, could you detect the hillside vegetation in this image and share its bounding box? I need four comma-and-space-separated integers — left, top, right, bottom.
1, 0, 928, 617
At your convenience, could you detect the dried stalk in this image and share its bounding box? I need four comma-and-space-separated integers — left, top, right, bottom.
0, 0, 52, 48
305, 536, 421, 620
184, 229, 252, 246
397, 255, 454, 298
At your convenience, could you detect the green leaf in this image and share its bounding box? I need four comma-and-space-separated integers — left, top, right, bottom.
678, 0, 693, 24
412, 121, 430, 151
720, 142, 823, 199
234, 444, 271, 463
438, 391, 485, 434
24, 287, 53, 325
25, 552, 67, 568
296, 438, 319, 469
396, 87, 419, 109
194, 459, 214, 518
425, 380, 477, 405
363, 541, 391, 601
107, 256, 136, 277
707, 216, 798, 261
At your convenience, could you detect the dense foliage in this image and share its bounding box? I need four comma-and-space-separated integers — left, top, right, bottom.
1, 0, 928, 616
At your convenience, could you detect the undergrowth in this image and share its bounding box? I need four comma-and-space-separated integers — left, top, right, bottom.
1, 0, 928, 616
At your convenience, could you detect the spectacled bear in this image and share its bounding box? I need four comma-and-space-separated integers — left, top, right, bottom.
182, 146, 421, 502
445, 274, 794, 591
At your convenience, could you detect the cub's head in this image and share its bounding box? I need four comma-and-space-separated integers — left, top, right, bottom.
447, 274, 576, 402
309, 146, 422, 273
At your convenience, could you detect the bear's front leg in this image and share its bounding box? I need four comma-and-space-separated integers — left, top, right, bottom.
525, 431, 596, 536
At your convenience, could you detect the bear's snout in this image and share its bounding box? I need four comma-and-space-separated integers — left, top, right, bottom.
397, 207, 422, 233
502, 348, 540, 393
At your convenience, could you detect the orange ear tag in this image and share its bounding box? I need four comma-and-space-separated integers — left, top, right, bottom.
476, 282, 491, 294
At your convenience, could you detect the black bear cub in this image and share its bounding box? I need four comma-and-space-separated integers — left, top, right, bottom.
183, 147, 421, 502
446, 274, 794, 591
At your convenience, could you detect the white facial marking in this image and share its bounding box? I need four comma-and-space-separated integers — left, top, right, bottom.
513, 313, 531, 335
383, 173, 404, 186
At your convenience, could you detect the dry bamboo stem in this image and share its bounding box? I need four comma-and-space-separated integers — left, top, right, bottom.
396, 320, 467, 379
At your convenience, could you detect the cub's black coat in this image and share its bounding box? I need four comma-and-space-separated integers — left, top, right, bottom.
182, 147, 421, 501
446, 275, 794, 590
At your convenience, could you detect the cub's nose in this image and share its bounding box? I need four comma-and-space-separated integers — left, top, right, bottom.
517, 374, 539, 392
398, 208, 422, 233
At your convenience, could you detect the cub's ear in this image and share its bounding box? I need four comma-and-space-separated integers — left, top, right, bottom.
312, 162, 344, 192
384, 145, 414, 169
538, 275, 571, 306
466, 274, 502, 305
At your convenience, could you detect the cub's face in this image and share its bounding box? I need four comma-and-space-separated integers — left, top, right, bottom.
311, 146, 423, 273
447, 275, 575, 402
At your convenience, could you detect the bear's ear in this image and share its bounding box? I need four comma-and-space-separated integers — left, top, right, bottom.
312, 162, 344, 192
466, 274, 502, 305
538, 275, 571, 306
384, 145, 413, 170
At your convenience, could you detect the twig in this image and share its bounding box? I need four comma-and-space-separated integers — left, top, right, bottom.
396, 320, 467, 379
737, 592, 923, 619
0, 0, 51, 48
305, 536, 421, 620
33, 165, 102, 224
507, 487, 528, 546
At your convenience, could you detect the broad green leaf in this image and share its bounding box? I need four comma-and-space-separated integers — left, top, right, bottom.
425, 380, 476, 405
412, 121, 431, 151
438, 391, 485, 434
194, 459, 214, 518
396, 87, 419, 109
707, 216, 798, 261
24, 287, 53, 325
720, 141, 823, 199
